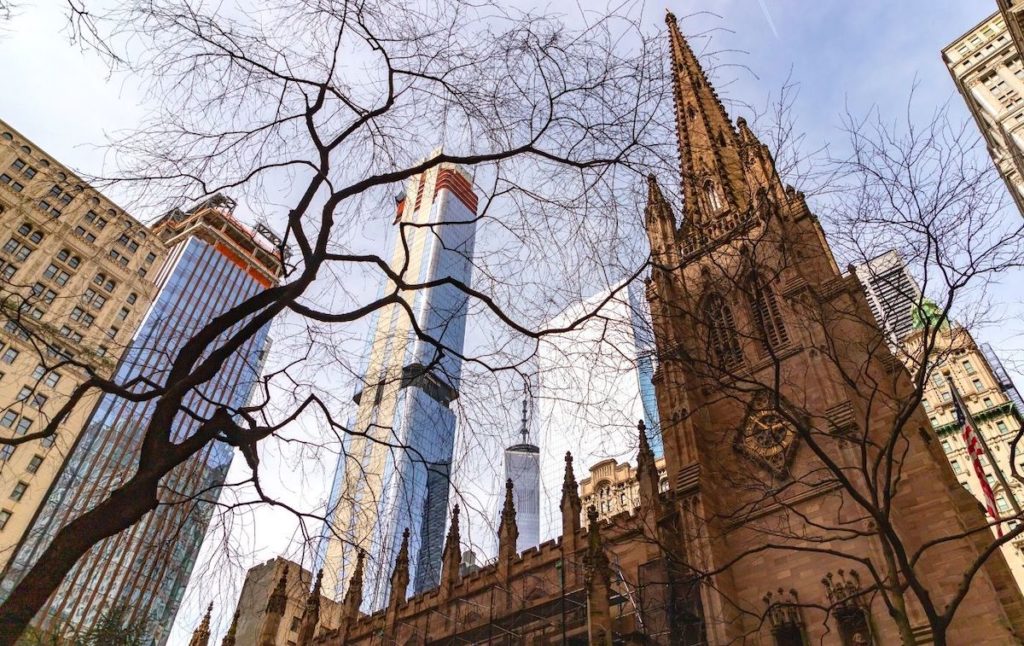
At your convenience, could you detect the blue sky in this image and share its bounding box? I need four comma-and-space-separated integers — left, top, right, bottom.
2, 1, 1020, 644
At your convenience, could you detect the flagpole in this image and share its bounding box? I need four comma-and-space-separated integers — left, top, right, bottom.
945, 370, 1023, 516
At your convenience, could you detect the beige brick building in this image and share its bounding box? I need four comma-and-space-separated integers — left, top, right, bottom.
0, 119, 165, 572
578, 456, 667, 526
906, 324, 1024, 591
944, 11, 1024, 214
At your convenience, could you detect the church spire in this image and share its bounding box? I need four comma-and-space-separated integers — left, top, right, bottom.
666, 10, 750, 227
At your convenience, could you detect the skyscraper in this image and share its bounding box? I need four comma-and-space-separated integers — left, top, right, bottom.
852, 250, 924, 349
0, 195, 281, 643
982, 341, 1024, 413
318, 161, 477, 611
0, 119, 167, 575
503, 397, 539, 553
535, 279, 662, 542
944, 11, 1024, 215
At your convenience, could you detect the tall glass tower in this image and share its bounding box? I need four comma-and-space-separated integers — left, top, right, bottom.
503, 397, 540, 553
317, 162, 477, 611
0, 196, 281, 644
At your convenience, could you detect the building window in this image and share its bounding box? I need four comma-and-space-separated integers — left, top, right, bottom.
922, 400, 932, 412
10, 482, 28, 502
126, 292, 137, 305
26, 455, 42, 474
0, 446, 14, 462
984, 397, 994, 408
932, 373, 945, 387
40, 432, 56, 448
16, 418, 32, 435
702, 179, 724, 213
702, 293, 743, 370
952, 460, 963, 474
963, 360, 976, 375
0, 510, 11, 529
997, 421, 1009, 434
972, 378, 984, 393
1, 348, 18, 364
941, 439, 952, 453
749, 275, 789, 354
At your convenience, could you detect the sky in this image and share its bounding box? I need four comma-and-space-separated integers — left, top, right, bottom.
1, 1, 1021, 644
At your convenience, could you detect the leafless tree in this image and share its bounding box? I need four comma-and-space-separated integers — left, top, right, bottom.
0, 0, 679, 642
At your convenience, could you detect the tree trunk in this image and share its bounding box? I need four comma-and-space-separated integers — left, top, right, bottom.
0, 474, 160, 645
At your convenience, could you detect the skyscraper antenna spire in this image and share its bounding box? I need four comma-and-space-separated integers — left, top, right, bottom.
520, 388, 530, 444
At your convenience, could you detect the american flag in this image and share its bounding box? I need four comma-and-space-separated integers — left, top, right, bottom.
950, 382, 1003, 536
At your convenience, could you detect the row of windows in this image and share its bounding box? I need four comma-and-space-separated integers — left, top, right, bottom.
0, 410, 32, 434
0, 447, 43, 474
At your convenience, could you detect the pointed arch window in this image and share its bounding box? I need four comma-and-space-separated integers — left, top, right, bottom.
703, 180, 724, 213
702, 293, 743, 370
749, 274, 789, 354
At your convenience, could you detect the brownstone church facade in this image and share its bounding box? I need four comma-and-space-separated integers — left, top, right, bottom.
205, 12, 1024, 646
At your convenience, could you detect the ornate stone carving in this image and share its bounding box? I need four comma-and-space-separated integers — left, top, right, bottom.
822, 569, 874, 646
737, 408, 798, 475
762, 588, 804, 646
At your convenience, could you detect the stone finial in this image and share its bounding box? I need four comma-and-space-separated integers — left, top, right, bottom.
561, 452, 582, 551
339, 550, 365, 640
389, 528, 411, 609
221, 608, 240, 646
188, 602, 213, 646
561, 452, 582, 515
636, 419, 663, 519
297, 568, 324, 646
440, 504, 462, 593
498, 479, 519, 563
344, 549, 366, 610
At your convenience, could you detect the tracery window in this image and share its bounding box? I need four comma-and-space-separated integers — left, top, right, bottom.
702, 293, 743, 370
749, 274, 789, 354
703, 180, 724, 212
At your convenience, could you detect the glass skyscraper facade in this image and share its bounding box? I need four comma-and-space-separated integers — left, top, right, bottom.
317, 163, 477, 612
0, 197, 280, 644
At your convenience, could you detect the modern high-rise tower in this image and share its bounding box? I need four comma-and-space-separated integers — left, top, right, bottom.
535, 279, 662, 542
317, 161, 477, 611
0, 195, 281, 644
502, 397, 539, 553
851, 250, 924, 349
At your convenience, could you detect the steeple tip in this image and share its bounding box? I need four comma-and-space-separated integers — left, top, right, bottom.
665, 9, 677, 24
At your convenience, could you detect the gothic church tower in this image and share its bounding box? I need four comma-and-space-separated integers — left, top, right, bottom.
645, 11, 1024, 644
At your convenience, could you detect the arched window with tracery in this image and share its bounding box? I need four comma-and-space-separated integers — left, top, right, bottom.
703, 179, 724, 213
702, 293, 743, 370
749, 274, 789, 354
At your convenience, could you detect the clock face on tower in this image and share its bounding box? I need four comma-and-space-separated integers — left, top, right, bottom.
738, 409, 797, 474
